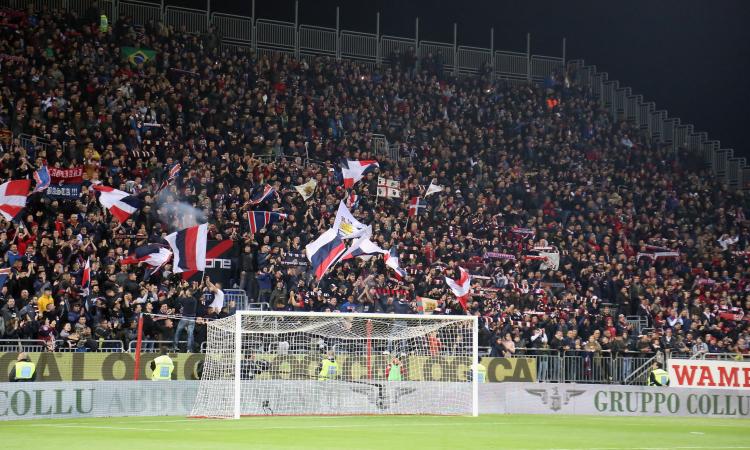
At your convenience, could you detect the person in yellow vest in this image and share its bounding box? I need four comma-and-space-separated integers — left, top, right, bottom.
150, 352, 174, 381
99, 14, 109, 34
473, 359, 488, 383
318, 350, 339, 381
386, 356, 404, 381
648, 361, 670, 386
9, 352, 36, 382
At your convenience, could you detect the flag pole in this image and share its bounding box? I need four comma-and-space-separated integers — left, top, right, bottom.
133, 313, 144, 381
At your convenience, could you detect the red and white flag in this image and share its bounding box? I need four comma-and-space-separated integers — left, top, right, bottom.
120, 244, 173, 274
384, 247, 407, 280
445, 267, 472, 310
376, 177, 401, 198
341, 160, 379, 188
81, 257, 91, 296
165, 223, 209, 273
408, 196, 427, 217
93, 185, 143, 223
0, 179, 31, 221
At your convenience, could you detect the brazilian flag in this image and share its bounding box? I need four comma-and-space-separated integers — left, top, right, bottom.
121, 46, 156, 66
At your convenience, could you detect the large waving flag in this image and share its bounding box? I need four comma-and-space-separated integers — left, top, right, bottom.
81, 258, 91, 296
155, 163, 181, 195
248, 184, 278, 206
333, 201, 367, 239
0, 179, 31, 221
0, 267, 10, 291
342, 238, 387, 261
341, 225, 373, 261
376, 177, 401, 199
121, 244, 173, 274
294, 179, 317, 201
524, 246, 561, 271
424, 179, 444, 197
384, 247, 407, 280
341, 160, 379, 188
165, 223, 209, 273
121, 46, 157, 66
408, 196, 427, 217
33, 166, 51, 193
345, 191, 360, 210
306, 228, 347, 280
445, 267, 472, 310
247, 211, 287, 233
93, 185, 143, 223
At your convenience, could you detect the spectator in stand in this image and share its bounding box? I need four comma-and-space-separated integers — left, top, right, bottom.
173, 281, 197, 352
691, 337, 709, 356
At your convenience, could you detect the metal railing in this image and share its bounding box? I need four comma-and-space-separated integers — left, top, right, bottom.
504, 348, 657, 385
127, 340, 187, 352
68, 0, 115, 19
49, 0, 563, 85
622, 353, 659, 385
371, 133, 390, 160
16, 133, 55, 155
164, 5, 207, 34
223, 288, 269, 312
625, 315, 647, 335
0, 339, 48, 352
54, 339, 125, 352
569, 59, 747, 190
118, 0, 162, 25
0, 338, 124, 352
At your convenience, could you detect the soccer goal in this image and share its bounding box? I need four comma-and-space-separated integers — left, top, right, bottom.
190, 311, 479, 418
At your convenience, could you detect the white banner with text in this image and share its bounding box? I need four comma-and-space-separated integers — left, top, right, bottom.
479, 382, 750, 417
668, 360, 750, 390
2, 381, 749, 420
0, 381, 198, 420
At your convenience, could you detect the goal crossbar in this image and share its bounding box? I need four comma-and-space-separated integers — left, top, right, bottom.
231, 310, 475, 321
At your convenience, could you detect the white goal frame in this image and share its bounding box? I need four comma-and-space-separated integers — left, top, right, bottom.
201, 311, 479, 419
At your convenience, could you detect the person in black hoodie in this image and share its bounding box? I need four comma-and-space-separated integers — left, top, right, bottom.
173, 281, 198, 352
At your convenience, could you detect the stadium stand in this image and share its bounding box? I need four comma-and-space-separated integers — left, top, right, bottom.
0, 2, 747, 386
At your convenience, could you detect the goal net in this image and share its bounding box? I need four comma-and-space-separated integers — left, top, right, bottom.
190, 312, 479, 418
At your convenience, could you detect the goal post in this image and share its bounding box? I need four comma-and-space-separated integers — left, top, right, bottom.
190, 311, 479, 418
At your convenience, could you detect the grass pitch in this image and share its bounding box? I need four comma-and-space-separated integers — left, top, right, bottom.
2, 414, 749, 450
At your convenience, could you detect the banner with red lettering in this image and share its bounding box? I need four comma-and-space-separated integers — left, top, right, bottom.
49, 166, 84, 184
669, 360, 750, 390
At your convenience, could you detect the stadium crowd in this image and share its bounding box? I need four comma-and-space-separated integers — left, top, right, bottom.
0, 3, 748, 364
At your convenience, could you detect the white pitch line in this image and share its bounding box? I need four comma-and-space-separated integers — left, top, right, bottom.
29, 424, 170, 432
113, 420, 519, 430
542, 447, 750, 450
235, 421, 516, 430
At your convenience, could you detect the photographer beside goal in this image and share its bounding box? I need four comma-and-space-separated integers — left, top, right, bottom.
241, 353, 272, 380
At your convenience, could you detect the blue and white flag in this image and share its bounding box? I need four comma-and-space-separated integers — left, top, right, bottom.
247, 211, 287, 233
33, 166, 51, 193
384, 247, 407, 280
0, 267, 10, 291
248, 184, 279, 206
345, 190, 360, 210
333, 201, 367, 239
306, 228, 347, 280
